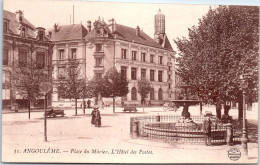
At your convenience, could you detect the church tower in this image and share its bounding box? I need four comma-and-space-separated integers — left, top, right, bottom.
154, 9, 165, 45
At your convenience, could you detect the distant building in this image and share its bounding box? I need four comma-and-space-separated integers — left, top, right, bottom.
2, 10, 53, 109
49, 24, 88, 107
51, 9, 176, 107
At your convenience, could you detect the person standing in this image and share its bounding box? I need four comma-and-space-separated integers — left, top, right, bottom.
95, 108, 101, 127
87, 99, 91, 108
91, 106, 98, 125
222, 105, 231, 123
203, 113, 212, 146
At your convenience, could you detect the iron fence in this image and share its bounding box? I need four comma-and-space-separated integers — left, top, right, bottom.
130, 115, 242, 145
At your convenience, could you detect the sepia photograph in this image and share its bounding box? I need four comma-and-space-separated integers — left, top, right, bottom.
1, 0, 259, 163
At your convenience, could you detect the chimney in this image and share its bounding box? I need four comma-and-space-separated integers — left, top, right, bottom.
54, 23, 58, 32
136, 26, 140, 36
15, 10, 23, 22
87, 20, 91, 32
109, 18, 116, 33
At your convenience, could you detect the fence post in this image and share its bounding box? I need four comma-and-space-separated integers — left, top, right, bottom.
225, 123, 234, 146
132, 118, 139, 138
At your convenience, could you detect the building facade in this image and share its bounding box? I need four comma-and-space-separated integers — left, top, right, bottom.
2, 10, 53, 109
50, 24, 88, 107
51, 10, 176, 107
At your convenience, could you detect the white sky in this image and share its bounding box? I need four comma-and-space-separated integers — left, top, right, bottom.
3, 0, 217, 52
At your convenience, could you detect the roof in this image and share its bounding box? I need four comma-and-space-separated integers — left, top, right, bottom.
3, 10, 36, 38
114, 24, 173, 51
85, 22, 173, 51
49, 24, 88, 42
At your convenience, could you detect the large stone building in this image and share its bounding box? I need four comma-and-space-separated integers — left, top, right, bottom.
50, 24, 88, 107
51, 9, 176, 107
2, 10, 53, 109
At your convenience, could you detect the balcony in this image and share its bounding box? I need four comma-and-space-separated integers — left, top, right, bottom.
93, 52, 105, 57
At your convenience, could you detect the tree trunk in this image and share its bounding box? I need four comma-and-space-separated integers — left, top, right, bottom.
216, 102, 222, 119
113, 97, 115, 113
75, 98, 78, 116
28, 99, 31, 119
83, 99, 85, 114
238, 93, 243, 119
142, 98, 144, 112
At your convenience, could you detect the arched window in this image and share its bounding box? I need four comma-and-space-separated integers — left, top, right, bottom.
158, 88, 163, 100
150, 88, 154, 100
131, 87, 137, 100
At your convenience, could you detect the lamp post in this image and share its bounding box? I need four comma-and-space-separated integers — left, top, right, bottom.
239, 74, 249, 155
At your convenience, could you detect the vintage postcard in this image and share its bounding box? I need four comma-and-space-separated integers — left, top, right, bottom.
2, 0, 259, 163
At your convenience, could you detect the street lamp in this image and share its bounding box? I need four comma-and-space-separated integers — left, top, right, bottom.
239, 74, 249, 155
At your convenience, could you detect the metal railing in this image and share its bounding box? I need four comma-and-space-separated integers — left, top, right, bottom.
130, 115, 242, 145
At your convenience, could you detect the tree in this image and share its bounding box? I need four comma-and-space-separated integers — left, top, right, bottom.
137, 78, 152, 112
11, 60, 48, 119
56, 59, 85, 116
101, 67, 129, 113
175, 6, 259, 119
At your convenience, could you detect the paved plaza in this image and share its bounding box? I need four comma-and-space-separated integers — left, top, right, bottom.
2, 105, 258, 163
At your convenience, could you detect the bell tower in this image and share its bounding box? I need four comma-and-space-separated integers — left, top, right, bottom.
154, 9, 165, 45
154, 9, 165, 35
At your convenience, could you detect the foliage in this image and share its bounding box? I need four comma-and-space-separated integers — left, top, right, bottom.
175, 5, 259, 106
55, 59, 86, 115
11, 59, 49, 119
101, 67, 129, 98
101, 67, 129, 113
137, 78, 152, 102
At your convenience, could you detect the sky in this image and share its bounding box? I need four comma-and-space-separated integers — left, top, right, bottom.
4, 0, 218, 52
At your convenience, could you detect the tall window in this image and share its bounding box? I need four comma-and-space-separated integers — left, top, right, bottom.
158, 88, 163, 100
71, 48, 77, 59
131, 87, 137, 100
150, 54, 154, 63
59, 49, 64, 60
132, 51, 137, 60
150, 88, 154, 100
121, 66, 127, 80
158, 56, 163, 65
141, 53, 146, 62
150, 70, 154, 81
18, 51, 27, 67
39, 30, 44, 41
21, 27, 26, 37
96, 44, 102, 52
36, 53, 45, 69
122, 95, 127, 101
121, 49, 127, 59
131, 67, 137, 80
141, 69, 146, 78
58, 66, 66, 79
95, 58, 102, 66
3, 49, 9, 66
158, 71, 163, 82
95, 73, 102, 80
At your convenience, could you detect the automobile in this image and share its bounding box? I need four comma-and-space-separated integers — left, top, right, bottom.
44, 109, 65, 118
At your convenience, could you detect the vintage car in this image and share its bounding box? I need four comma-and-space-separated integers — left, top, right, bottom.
44, 109, 65, 118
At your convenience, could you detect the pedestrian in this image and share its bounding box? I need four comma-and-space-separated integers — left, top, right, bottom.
222, 105, 231, 123
203, 113, 212, 146
91, 105, 98, 126
91, 105, 101, 127
95, 108, 101, 127
87, 99, 91, 108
